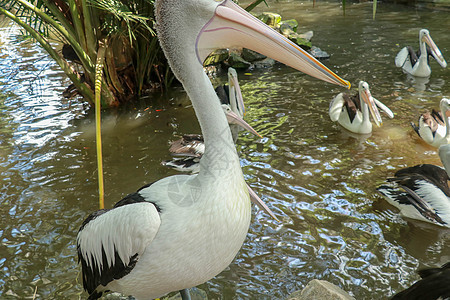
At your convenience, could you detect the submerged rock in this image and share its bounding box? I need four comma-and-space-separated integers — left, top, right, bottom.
298, 30, 314, 41
287, 279, 355, 300
287, 33, 312, 50
280, 19, 299, 33
253, 57, 276, 68
227, 52, 252, 69
309, 46, 331, 59
242, 48, 267, 62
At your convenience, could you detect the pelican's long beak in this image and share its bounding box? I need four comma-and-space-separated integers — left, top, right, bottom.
247, 183, 279, 221
423, 32, 447, 68
197, 0, 350, 89
374, 98, 394, 119
361, 88, 383, 127
225, 108, 262, 138
228, 68, 246, 116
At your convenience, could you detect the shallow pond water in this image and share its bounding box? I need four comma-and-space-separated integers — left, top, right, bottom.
1, 1, 450, 299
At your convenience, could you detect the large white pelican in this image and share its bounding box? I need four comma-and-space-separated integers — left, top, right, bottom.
329, 81, 393, 134
395, 29, 447, 77
391, 262, 450, 299
377, 142, 450, 228
76, 0, 350, 299
411, 98, 450, 148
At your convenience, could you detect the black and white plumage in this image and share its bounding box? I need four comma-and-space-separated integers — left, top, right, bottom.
329, 81, 393, 134
411, 98, 450, 148
76, 0, 350, 299
395, 29, 447, 77
377, 144, 450, 228
391, 262, 450, 299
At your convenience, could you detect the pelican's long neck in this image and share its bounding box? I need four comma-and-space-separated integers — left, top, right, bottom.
418, 35, 429, 65
359, 90, 370, 124
185, 71, 239, 174
441, 102, 450, 142
439, 144, 450, 178
155, 0, 240, 178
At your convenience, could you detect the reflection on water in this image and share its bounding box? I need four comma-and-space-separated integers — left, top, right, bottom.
1, 2, 450, 299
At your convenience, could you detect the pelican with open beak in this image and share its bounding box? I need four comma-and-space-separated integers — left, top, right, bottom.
329, 81, 394, 134
395, 29, 447, 77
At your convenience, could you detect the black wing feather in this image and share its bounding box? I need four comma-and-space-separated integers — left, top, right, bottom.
343, 93, 360, 123
392, 164, 450, 197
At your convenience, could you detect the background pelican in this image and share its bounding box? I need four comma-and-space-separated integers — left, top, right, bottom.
411, 98, 450, 148
166, 67, 254, 160
395, 29, 447, 77
76, 0, 350, 299
329, 81, 393, 134
377, 143, 450, 228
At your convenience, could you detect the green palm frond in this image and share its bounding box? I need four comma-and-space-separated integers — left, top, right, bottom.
88, 0, 155, 41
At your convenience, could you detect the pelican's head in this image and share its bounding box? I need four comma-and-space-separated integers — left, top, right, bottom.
227, 67, 245, 117
440, 98, 450, 115
222, 104, 261, 138
359, 81, 383, 127
419, 29, 447, 68
156, 0, 350, 88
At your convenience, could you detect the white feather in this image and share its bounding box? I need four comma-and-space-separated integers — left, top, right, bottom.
329, 93, 345, 122
395, 47, 409, 68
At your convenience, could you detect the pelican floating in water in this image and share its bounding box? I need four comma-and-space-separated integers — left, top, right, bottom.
329, 81, 393, 134
391, 262, 450, 299
377, 143, 450, 228
411, 98, 450, 148
76, 0, 350, 299
395, 29, 447, 77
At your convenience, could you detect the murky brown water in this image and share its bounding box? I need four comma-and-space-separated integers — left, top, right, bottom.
1, 2, 450, 299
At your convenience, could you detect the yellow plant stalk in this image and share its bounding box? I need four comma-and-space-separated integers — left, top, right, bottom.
95, 39, 107, 209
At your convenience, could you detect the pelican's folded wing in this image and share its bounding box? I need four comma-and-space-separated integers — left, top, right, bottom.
77, 198, 161, 298
395, 47, 409, 68
329, 93, 345, 122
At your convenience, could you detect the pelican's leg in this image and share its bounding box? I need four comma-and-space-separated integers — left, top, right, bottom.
179, 289, 191, 300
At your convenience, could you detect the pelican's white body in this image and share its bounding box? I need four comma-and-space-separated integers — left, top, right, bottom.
414, 98, 450, 148
329, 81, 393, 134
416, 117, 449, 147
105, 175, 250, 299
395, 46, 432, 77
379, 173, 450, 227
329, 92, 373, 134
395, 29, 447, 77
